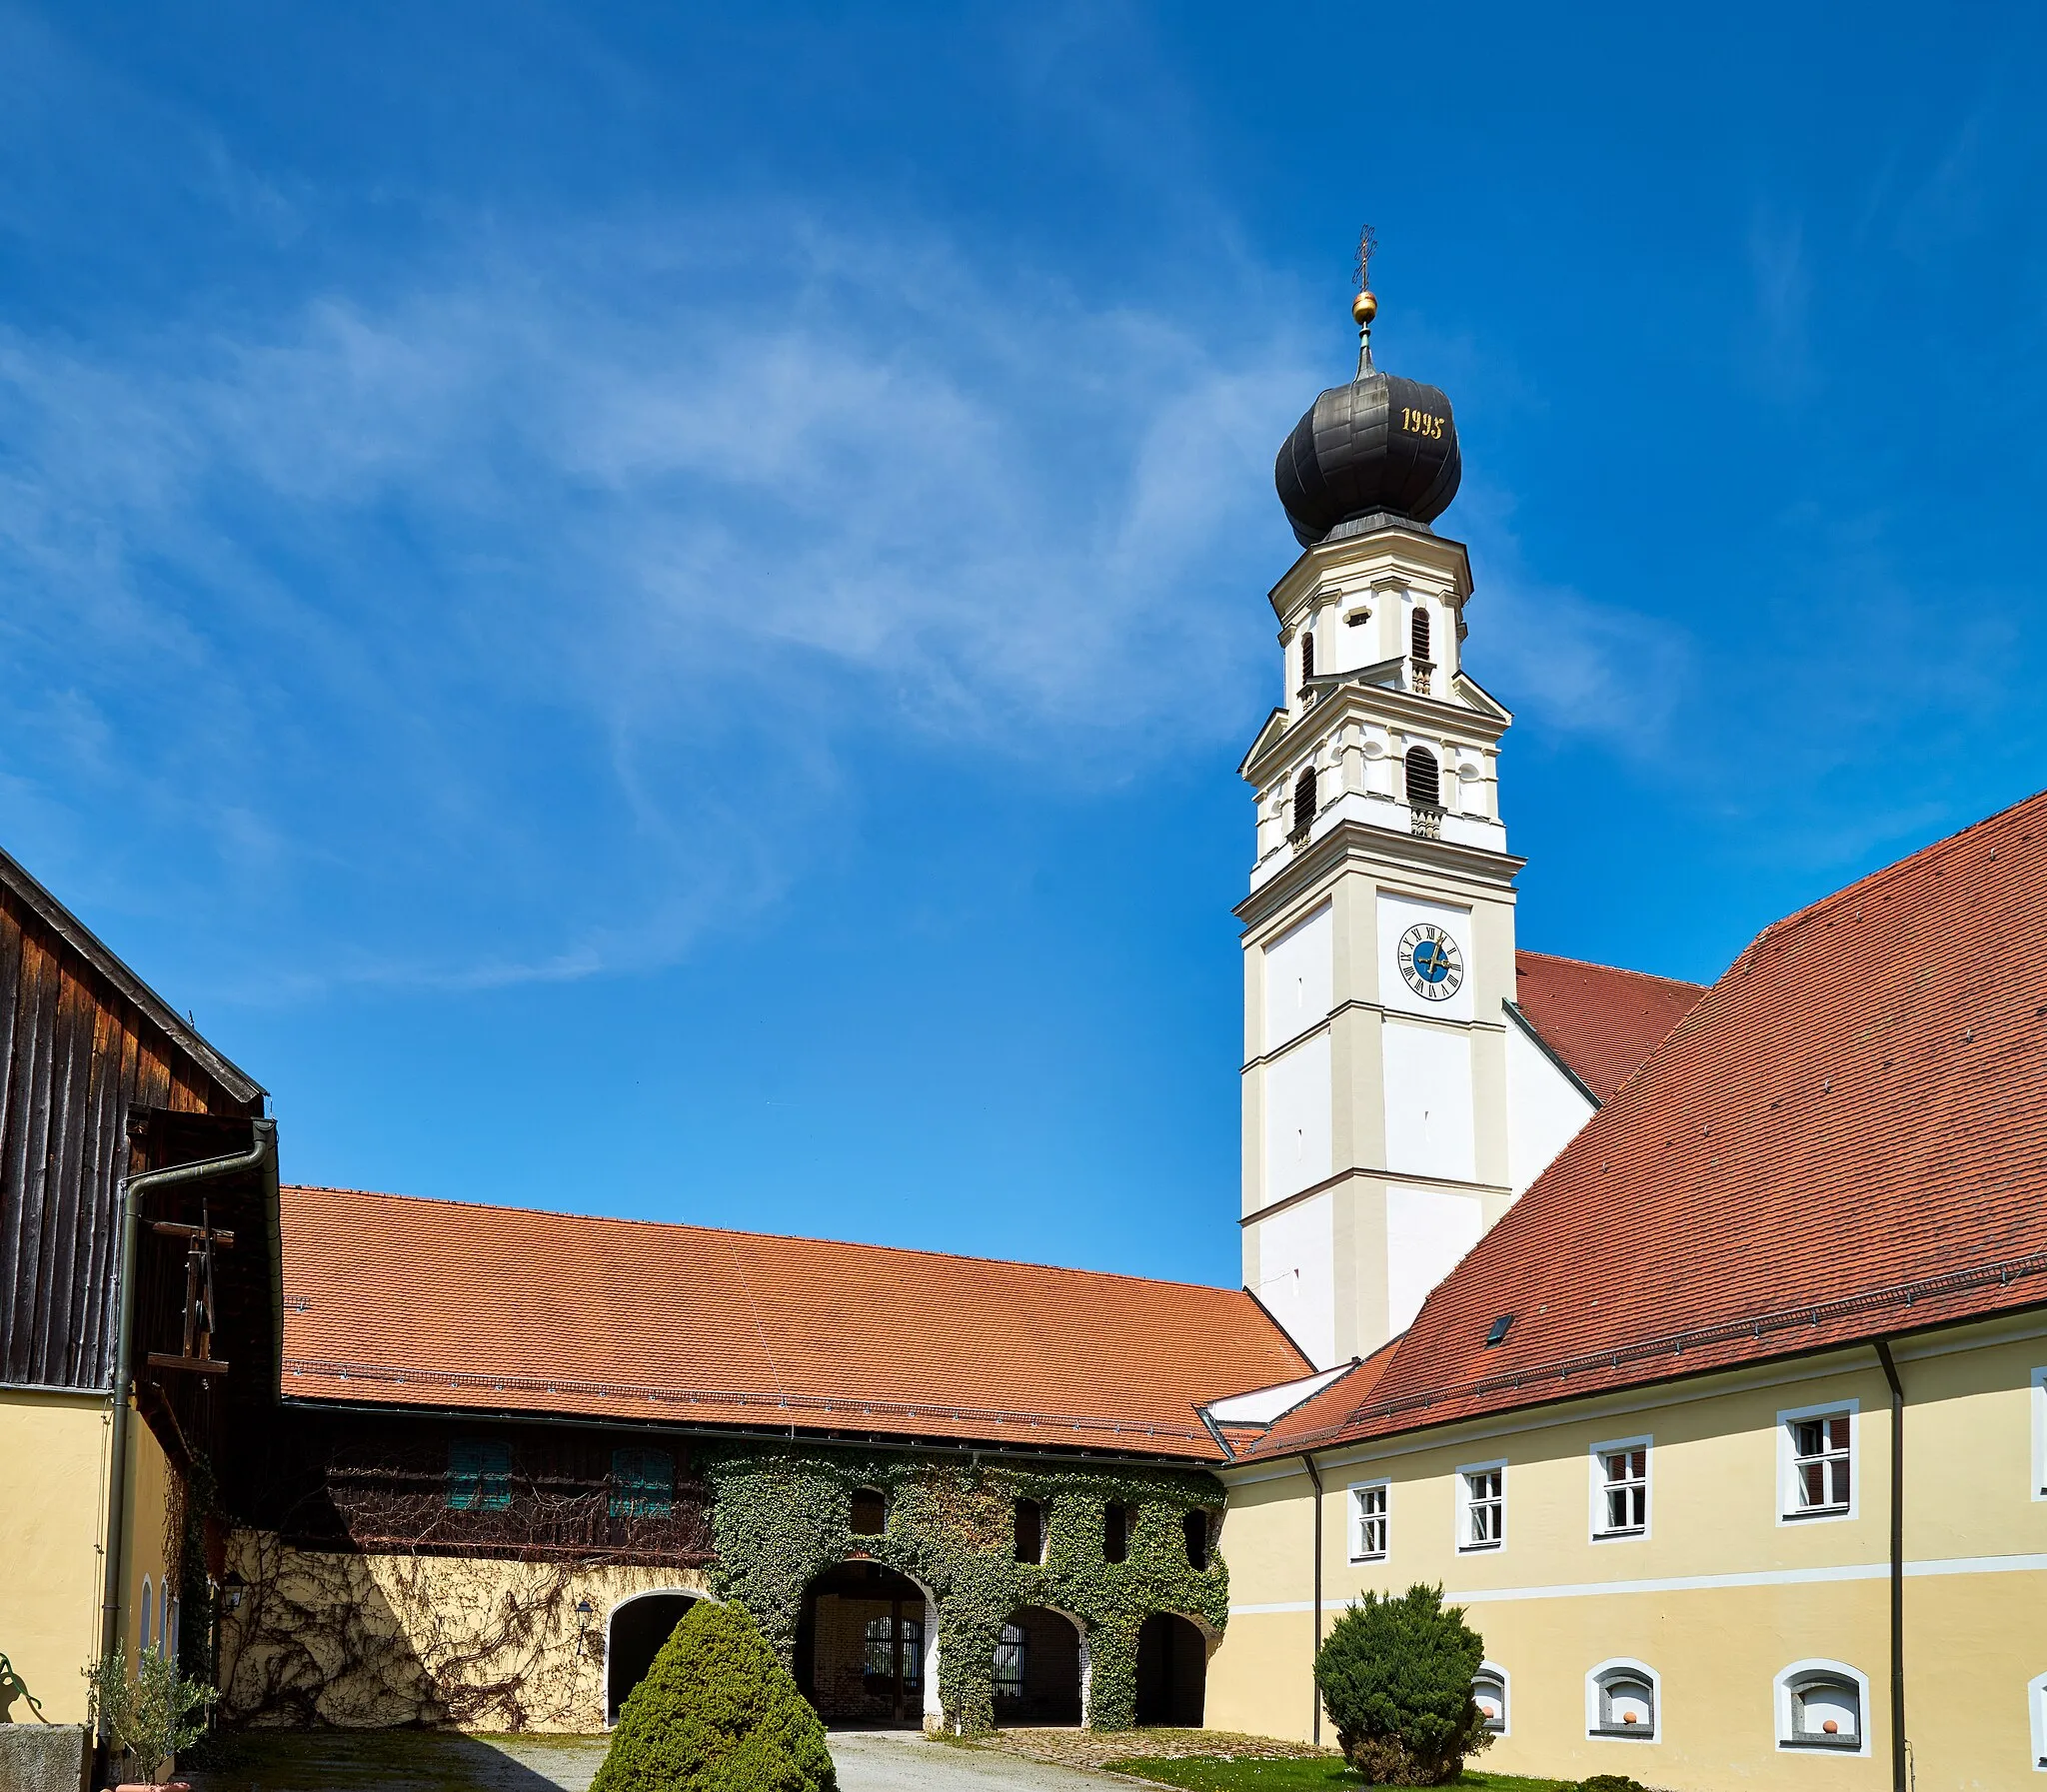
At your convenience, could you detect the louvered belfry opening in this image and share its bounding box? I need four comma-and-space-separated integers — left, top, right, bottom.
1409, 605, 1431, 661
1289, 767, 1317, 842
1404, 747, 1440, 809
1298, 626, 1315, 689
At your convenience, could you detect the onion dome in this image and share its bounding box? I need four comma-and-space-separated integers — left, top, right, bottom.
1274, 269, 1461, 548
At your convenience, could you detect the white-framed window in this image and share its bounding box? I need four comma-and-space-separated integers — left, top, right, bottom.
2030, 1367, 2047, 1502
1778, 1398, 1858, 1522
1457, 1461, 1505, 1552
1774, 1660, 1868, 1755
1472, 1663, 1508, 1736
1349, 1479, 1388, 1561
139, 1577, 153, 1654
1587, 1659, 1659, 1742
165, 1596, 179, 1661
1590, 1435, 1650, 1540
2028, 1670, 2047, 1771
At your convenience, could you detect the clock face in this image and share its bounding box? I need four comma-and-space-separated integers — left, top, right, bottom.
1397, 921, 1464, 1001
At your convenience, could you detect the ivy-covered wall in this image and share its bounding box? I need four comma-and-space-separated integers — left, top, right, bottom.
705, 1446, 1227, 1733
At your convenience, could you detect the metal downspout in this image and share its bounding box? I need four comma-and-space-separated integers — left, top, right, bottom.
1300, 1453, 1323, 1745
99, 1120, 277, 1696
1874, 1338, 1907, 1792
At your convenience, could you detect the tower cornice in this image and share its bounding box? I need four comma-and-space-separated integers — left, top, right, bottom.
1233, 816, 1524, 936
1267, 523, 1472, 624
1238, 679, 1509, 792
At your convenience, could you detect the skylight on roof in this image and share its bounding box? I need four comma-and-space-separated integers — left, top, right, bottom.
1484, 1315, 1514, 1347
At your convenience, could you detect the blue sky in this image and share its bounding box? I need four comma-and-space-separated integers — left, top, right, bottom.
2, 3, 2042, 1285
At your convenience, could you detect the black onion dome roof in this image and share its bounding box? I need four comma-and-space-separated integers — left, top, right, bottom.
1274, 369, 1461, 548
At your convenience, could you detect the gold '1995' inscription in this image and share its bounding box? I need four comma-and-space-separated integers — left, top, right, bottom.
1400, 407, 1446, 440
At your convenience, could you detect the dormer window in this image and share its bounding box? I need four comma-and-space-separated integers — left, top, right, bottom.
1403, 748, 1440, 809
1289, 768, 1317, 844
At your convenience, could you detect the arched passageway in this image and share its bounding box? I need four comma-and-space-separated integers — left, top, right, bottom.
607, 1592, 701, 1723
1133, 1613, 1206, 1727
993, 1606, 1084, 1726
795, 1561, 934, 1728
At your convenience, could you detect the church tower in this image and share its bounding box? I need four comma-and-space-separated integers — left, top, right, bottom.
1237, 253, 1530, 1367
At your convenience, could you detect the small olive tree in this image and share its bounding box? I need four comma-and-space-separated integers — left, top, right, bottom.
1311, 1585, 1491, 1786
86, 1645, 215, 1788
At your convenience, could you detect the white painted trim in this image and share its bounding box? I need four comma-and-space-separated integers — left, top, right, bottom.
1229, 1550, 2047, 1613
1454, 1458, 1507, 1556
1776, 1397, 1860, 1526
2031, 1367, 2047, 1504
2028, 1670, 2047, 1772
1587, 1434, 1652, 1545
1586, 1657, 1660, 1744
1473, 1659, 1509, 1738
1773, 1657, 1870, 1757
1347, 1478, 1389, 1563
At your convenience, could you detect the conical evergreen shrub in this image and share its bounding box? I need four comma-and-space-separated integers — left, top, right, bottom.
592, 1599, 837, 1792
1311, 1584, 1490, 1786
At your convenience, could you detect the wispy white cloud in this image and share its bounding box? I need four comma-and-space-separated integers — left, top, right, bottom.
0, 211, 1333, 989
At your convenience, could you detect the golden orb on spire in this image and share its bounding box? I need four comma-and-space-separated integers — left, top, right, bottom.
1352, 289, 1377, 326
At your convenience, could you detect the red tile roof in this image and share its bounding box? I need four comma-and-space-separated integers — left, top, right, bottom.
1253, 793, 2047, 1458
278, 1187, 1310, 1459
1512, 950, 1705, 1103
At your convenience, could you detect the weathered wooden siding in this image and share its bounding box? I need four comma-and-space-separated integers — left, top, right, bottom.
0, 872, 262, 1390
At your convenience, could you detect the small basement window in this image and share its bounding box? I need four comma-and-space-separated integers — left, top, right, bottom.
1780, 1668, 1863, 1750
609, 1446, 676, 1519
1103, 1502, 1129, 1564
1589, 1662, 1657, 1740
1014, 1498, 1045, 1565
849, 1488, 888, 1536
1183, 1510, 1211, 1570
1471, 1665, 1507, 1735
447, 1438, 513, 1511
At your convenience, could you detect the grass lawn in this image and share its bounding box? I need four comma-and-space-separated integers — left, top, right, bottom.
1100, 1755, 1577, 1792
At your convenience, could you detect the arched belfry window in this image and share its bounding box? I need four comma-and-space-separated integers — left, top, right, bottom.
1410, 605, 1432, 662
1404, 748, 1440, 809
1298, 627, 1315, 689
1289, 767, 1317, 843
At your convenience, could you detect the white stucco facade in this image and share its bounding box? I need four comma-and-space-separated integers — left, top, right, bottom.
1237, 519, 1600, 1367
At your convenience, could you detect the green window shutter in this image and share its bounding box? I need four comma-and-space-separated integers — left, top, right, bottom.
447, 1438, 513, 1511
609, 1446, 676, 1518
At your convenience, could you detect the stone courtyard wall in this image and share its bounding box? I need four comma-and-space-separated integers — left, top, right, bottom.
219, 1530, 710, 1733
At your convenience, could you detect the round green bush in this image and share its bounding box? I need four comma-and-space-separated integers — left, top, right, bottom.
1310, 1584, 1490, 1786
591, 1600, 837, 1792
1565, 1778, 1649, 1792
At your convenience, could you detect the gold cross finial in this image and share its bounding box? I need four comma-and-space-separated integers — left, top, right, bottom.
1351, 225, 1378, 375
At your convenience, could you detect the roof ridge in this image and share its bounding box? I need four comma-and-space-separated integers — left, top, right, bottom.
280, 1183, 1257, 1298
1515, 947, 1704, 992
1749, 786, 2047, 950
